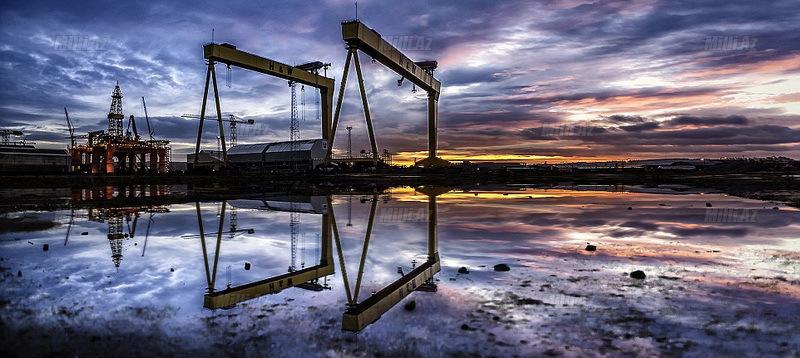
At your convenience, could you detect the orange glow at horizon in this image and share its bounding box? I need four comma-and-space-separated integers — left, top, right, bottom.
391, 151, 621, 165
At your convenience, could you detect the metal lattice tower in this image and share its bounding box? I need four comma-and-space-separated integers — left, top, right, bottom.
229, 115, 239, 147
229, 206, 237, 240
289, 211, 299, 271
107, 83, 125, 138
289, 81, 299, 171
107, 216, 125, 268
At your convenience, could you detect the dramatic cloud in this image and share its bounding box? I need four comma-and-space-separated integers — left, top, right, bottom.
1, 0, 798, 163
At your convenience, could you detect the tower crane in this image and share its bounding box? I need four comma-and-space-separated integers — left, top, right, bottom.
182, 113, 254, 148
64, 108, 76, 147
141, 97, 155, 140
63, 108, 89, 144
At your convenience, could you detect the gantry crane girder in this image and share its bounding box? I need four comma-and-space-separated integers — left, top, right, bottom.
341, 21, 441, 98
328, 21, 448, 167
195, 43, 335, 168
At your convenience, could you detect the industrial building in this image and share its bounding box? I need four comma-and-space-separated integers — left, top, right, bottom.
188, 139, 327, 172
0, 143, 71, 174
0, 130, 70, 174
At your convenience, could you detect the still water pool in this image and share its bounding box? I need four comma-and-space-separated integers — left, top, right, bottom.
1, 185, 798, 357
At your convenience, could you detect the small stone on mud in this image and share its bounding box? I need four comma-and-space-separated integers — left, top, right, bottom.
585, 245, 596, 252
42, 244, 49, 252
81, 232, 88, 235
17, 270, 22, 277
170, 268, 175, 272
706, 202, 712, 207
627, 207, 632, 210
404, 300, 416, 311
630, 270, 646, 279
460, 323, 476, 331
773, 207, 779, 210
458, 267, 469, 274
493, 264, 510, 272
244, 262, 251, 270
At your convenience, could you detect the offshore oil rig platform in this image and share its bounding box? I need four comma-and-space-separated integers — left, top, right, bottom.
66, 84, 171, 173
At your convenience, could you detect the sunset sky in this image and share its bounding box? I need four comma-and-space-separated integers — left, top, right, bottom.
1, 0, 798, 164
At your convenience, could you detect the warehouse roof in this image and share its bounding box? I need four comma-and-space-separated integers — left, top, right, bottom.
227, 143, 270, 155
228, 139, 321, 155
265, 140, 317, 153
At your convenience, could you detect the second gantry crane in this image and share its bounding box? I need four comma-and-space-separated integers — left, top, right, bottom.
326, 21, 448, 167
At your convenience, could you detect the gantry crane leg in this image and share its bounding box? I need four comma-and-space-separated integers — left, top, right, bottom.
326, 48, 353, 163
352, 50, 379, 162
194, 61, 229, 168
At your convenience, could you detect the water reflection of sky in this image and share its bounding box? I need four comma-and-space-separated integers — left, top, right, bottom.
1, 187, 798, 356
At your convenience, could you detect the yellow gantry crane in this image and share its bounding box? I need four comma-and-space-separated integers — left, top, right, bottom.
194, 43, 334, 168
328, 21, 448, 167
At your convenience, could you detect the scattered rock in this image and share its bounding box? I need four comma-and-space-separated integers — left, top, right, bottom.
773, 207, 779, 210
457, 266, 469, 274
81, 232, 88, 235
403, 300, 416, 311
706, 202, 712, 207
42, 244, 49, 252
515, 297, 553, 306
585, 245, 597, 252
630, 270, 647, 279
493, 264, 510, 272
460, 323, 477, 331
627, 207, 632, 210
170, 268, 175, 272
244, 262, 251, 270
17, 270, 22, 277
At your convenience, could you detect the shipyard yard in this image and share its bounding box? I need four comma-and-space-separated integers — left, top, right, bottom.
2, 1, 800, 357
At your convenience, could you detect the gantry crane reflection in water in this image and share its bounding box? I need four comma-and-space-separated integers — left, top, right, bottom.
194, 187, 446, 332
